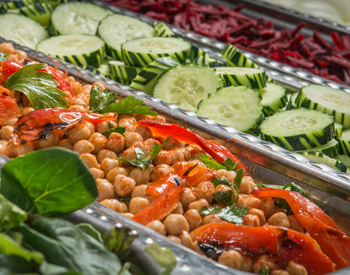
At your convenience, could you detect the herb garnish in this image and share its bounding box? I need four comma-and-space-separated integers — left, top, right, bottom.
0, 52, 8, 62
89, 85, 119, 113
103, 121, 126, 138
258, 267, 270, 275
213, 191, 234, 206
118, 137, 169, 170
4, 63, 68, 110
200, 205, 249, 224
199, 154, 239, 171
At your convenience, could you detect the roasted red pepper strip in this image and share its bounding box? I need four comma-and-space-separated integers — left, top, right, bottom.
1, 60, 23, 81
40, 66, 75, 98
12, 108, 117, 144
193, 223, 334, 275
136, 120, 248, 175
251, 187, 350, 269
133, 178, 185, 226
184, 165, 216, 186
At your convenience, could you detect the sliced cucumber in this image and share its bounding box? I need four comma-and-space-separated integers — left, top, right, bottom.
37, 34, 105, 67
153, 64, 223, 112
98, 14, 155, 61
258, 83, 288, 116
301, 151, 349, 173
1, 0, 35, 10
122, 37, 191, 68
296, 139, 339, 158
215, 67, 266, 89
337, 129, 350, 156
50, 2, 112, 35
197, 86, 263, 134
108, 60, 141, 86
129, 57, 179, 95
0, 13, 48, 49
260, 109, 334, 151
80, 65, 111, 80
190, 44, 205, 62
335, 154, 350, 167
154, 21, 176, 37
286, 93, 298, 110
6, 3, 54, 26
192, 53, 225, 68
296, 84, 350, 129
335, 122, 343, 138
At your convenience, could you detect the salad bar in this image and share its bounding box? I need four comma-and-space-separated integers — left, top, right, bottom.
1, 0, 350, 274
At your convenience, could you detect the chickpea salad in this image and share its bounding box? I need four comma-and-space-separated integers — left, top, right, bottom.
0, 42, 350, 275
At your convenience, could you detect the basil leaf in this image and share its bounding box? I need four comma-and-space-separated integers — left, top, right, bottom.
89, 86, 119, 113
75, 223, 103, 243
200, 205, 249, 224
259, 267, 270, 275
101, 96, 157, 116
0, 52, 8, 62
145, 242, 176, 275
1, 148, 98, 216
211, 177, 232, 188
213, 190, 234, 206
4, 63, 68, 110
0, 194, 27, 232
20, 217, 121, 275
103, 122, 126, 138
199, 154, 226, 170
232, 168, 244, 191
221, 157, 239, 171
283, 182, 312, 201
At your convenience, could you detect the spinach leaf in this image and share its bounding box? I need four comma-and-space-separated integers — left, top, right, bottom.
213, 191, 234, 206
19, 217, 121, 275
200, 205, 249, 224
232, 168, 244, 191
283, 182, 312, 201
75, 223, 103, 243
103, 122, 126, 138
199, 154, 226, 170
211, 177, 231, 188
258, 267, 270, 275
118, 137, 169, 170
0, 194, 27, 232
101, 96, 157, 116
1, 147, 98, 216
145, 242, 176, 275
4, 63, 68, 110
89, 85, 119, 113
0, 52, 8, 62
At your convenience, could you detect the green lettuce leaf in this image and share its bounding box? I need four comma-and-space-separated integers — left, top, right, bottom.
200, 205, 249, 224
0, 194, 27, 232
101, 96, 157, 116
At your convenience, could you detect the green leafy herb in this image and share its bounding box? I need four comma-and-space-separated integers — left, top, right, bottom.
118, 137, 169, 170
1, 147, 98, 216
0, 52, 8, 62
200, 205, 249, 224
119, 196, 131, 207
232, 168, 244, 191
0, 254, 33, 274
213, 190, 234, 206
145, 242, 176, 275
221, 157, 240, 171
101, 96, 157, 116
283, 182, 312, 201
75, 223, 103, 243
199, 154, 226, 170
89, 85, 119, 113
4, 63, 68, 110
103, 121, 126, 138
258, 267, 270, 275
0, 194, 27, 232
211, 177, 232, 188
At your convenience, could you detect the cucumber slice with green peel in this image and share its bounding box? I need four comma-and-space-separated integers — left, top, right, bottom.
37, 34, 105, 68
190, 44, 205, 62
337, 129, 350, 156
122, 37, 191, 68
335, 123, 343, 138
197, 86, 263, 134
260, 109, 334, 151
335, 154, 350, 167
108, 60, 141, 86
153, 64, 223, 112
154, 21, 176, 37
296, 139, 339, 158
49, 2, 112, 35
295, 84, 350, 129
301, 151, 349, 173
193, 53, 225, 67
80, 65, 112, 80
215, 67, 266, 89
98, 14, 155, 61
258, 83, 288, 116
0, 14, 48, 49
1, 0, 35, 10
6, 3, 54, 26
129, 57, 179, 95
286, 93, 298, 110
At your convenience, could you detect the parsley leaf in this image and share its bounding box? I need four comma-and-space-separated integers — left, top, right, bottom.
213, 191, 234, 206
0, 52, 8, 62
258, 267, 270, 275
103, 121, 126, 138
89, 85, 119, 113
283, 182, 312, 201
211, 177, 232, 188
232, 168, 244, 191
200, 205, 249, 224
4, 63, 68, 110
199, 154, 226, 170
221, 157, 238, 171
118, 137, 169, 170
101, 96, 157, 116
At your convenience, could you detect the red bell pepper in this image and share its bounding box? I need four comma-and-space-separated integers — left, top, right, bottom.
136, 120, 248, 175
0, 87, 20, 126
251, 187, 350, 270
1, 60, 23, 81
193, 223, 335, 275
184, 165, 216, 186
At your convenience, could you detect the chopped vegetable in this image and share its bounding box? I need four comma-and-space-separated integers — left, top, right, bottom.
103, 122, 126, 138
101, 96, 157, 116
200, 205, 249, 224
89, 85, 119, 113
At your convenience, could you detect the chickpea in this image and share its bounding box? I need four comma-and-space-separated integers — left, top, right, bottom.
2, 126, 13, 140
118, 118, 135, 132
152, 150, 172, 166
89, 133, 107, 154
81, 84, 92, 94
268, 212, 290, 228
188, 198, 210, 212
100, 199, 121, 212
69, 105, 87, 112
163, 136, 183, 150
0, 143, 9, 157
129, 197, 150, 214
288, 215, 304, 233
106, 132, 125, 153
242, 214, 260, 227
131, 141, 150, 152
144, 138, 160, 149
124, 132, 143, 148
215, 184, 232, 193
14, 143, 34, 157
163, 214, 190, 235
107, 167, 129, 183
240, 176, 254, 194
84, 121, 95, 136
203, 214, 222, 225
252, 255, 279, 274
98, 149, 117, 164
167, 235, 182, 244
249, 208, 266, 225
6, 143, 15, 158
241, 255, 253, 272
58, 139, 73, 150
20, 107, 34, 116
131, 185, 147, 198
274, 205, 288, 214
286, 261, 307, 275
193, 181, 215, 203
271, 271, 290, 275
179, 231, 192, 248
134, 125, 153, 140
96, 120, 109, 134
192, 241, 205, 255
72, 93, 89, 107
179, 188, 196, 210
129, 167, 150, 185
89, 168, 104, 179
170, 148, 185, 166
121, 147, 137, 167
245, 196, 261, 209
122, 213, 134, 219
100, 158, 117, 173
261, 198, 275, 218
178, 147, 191, 161
6, 118, 17, 126
119, 202, 128, 213
73, 140, 94, 154
114, 175, 136, 197
150, 164, 174, 182
218, 250, 242, 270
80, 153, 100, 169
96, 179, 114, 202
172, 202, 183, 215
146, 220, 166, 236
67, 125, 90, 144
184, 209, 202, 230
